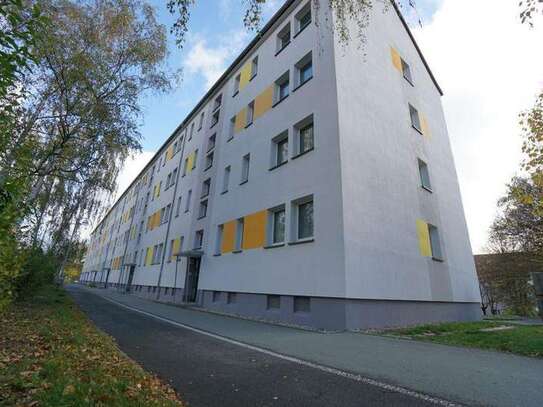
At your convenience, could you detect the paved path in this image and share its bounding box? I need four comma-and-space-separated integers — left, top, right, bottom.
68, 285, 543, 407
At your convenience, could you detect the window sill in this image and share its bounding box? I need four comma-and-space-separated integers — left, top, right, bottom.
207, 145, 215, 153
227, 136, 233, 143
204, 164, 212, 172
213, 253, 221, 257
245, 122, 253, 129
432, 257, 444, 263
232, 90, 239, 97
275, 41, 290, 56
293, 76, 313, 92
220, 190, 228, 195
272, 94, 289, 108
293, 21, 310, 39
264, 243, 285, 249
239, 180, 248, 186
269, 161, 288, 171
210, 121, 218, 129
197, 215, 206, 220
404, 76, 414, 87
288, 238, 314, 246
250, 73, 257, 81
201, 193, 209, 199
412, 124, 423, 135
421, 185, 433, 193
232, 249, 243, 254
292, 147, 314, 160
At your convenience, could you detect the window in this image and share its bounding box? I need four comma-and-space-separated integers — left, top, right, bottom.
213, 291, 221, 302
222, 166, 231, 193
211, 110, 219, 127
272, 132, 289, 167
198, 112, 204, 130
205, 151, 214, 170
251, 56, 258, 79
154, 244, 164, 264
185, 190, 192, 212
296, 3, 311, 34
292, 196, 313, 241
233, 74, 240, 96
295, 116, 314, 156
227, 292, 237, 304
215, 225, 223, 255
429, 224, 443, 261
418, 159, 432, 191
194, 229, 204, 249
409, 104, 422, 132
241, 154, 250, 184
183, 157, 189, 176
198, 200, 208, 218
213, 94, 222, 111
267, 295, 281, 310
401, 58, 413, 84
274, 71, 289, 104
176, 196, 182, 217
160, 207, 166, 224
294, 296, 310, 313
229, 117, 235, 140
246, 101, 254, 126
276, 23, 291, 53
166, 173, 172, 189
189, 122, 194, 140
235, 218, 244, 251
192, 149, 198, 169
201, 178, 211, 198
271, 207, 286, 244
164, 204, 171, 223
171, 168, 178, 187
168, 239, 175, 263
296, 52, 313, 87
207, 134, 216, 151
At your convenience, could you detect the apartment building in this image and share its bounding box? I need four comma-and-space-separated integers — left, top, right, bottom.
80, 0, 481, 330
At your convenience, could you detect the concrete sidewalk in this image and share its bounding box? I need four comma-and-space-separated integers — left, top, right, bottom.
74, 285, 543, 407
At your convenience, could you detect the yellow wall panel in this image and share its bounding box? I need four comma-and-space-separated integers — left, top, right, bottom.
416, 219, 432, 257
254, 86, 274, 120
421, 114, 431, 138
221, 220, 237, 254
390, 46, 402, 71
166, 145, 174, 161
242, 210, 267, 250
239, 62, 252, 90
186, 152, 194, 174
171, 238, 181, 261
235, 108, 247, 133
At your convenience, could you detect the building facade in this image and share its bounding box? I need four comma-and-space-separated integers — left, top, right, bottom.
80, 0, 481, 330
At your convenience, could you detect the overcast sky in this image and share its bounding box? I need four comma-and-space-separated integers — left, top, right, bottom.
113, 0, 543, 254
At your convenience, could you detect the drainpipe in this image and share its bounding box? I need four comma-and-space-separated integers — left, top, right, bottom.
155, 130, 189, 300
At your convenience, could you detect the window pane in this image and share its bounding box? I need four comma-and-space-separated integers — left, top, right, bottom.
273, 210, 285, 243
299, 11, 311, 30
298, 201, 313, 239
299, 124, 314, 153
279, 82, 289, 99
300, 62, 312, 83
277, 139, 288, 164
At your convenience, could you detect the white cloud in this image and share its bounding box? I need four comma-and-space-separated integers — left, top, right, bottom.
184, 30, 250, 90
413, 0, 543, 253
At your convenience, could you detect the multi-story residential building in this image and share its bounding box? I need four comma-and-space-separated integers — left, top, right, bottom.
80, 0, 481, 330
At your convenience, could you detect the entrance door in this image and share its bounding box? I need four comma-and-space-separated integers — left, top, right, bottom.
126, 266, 135, 293
184, 257, 201, 303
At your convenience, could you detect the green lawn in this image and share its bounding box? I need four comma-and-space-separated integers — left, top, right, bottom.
0, 286, 184, 406
383, 320, 543, 358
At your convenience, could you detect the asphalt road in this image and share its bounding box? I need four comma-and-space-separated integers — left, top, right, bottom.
69, 287, 440, 407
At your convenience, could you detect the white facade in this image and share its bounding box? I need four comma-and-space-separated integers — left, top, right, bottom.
81, 0, 481, 330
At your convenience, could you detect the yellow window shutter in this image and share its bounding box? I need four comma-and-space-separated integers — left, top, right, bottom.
254, 86, 274, 120
167, 145, 174, 160
421, 114, 431, 138
234, 108, 247, 133
171, 238, 181, 261
390, 46, 402, 72
239, 62, 252, 90
416, 219, 432, 257
242, 210, 267, 250
221, 220, 237, 253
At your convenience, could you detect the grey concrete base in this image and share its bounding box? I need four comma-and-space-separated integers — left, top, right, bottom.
199, 290, 482, 331
81, 282, 481, 330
